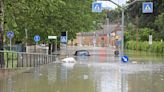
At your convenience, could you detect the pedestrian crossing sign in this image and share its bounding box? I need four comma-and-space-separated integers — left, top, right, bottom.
92, 2, 102, 13
142, 2, 153, 13
60, 36, 67, 43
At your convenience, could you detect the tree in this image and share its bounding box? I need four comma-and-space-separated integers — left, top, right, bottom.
125, 0, 164, 41
155, 13, 164, 40
0, 0, 4, 65
3, 0, 106, 45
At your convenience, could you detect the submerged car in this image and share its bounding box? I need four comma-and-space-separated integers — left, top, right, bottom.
74, 50, 90, 56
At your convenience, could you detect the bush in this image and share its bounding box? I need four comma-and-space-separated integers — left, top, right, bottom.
125, 41, 164, 53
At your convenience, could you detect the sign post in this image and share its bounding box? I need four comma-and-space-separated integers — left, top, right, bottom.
7, 31, 14, 51
48, 36, 57, 52
60, 32, 68, 56
34, 35, 40, 52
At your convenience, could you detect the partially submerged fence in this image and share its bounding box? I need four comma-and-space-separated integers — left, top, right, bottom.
0, 51, 56, 69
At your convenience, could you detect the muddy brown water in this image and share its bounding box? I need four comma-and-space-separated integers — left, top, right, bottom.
0, 49, 164, 92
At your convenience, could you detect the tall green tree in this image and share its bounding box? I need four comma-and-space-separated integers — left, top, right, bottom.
4, 0, 106, 44
155, 13, 164, 40
126, 0, 164, 40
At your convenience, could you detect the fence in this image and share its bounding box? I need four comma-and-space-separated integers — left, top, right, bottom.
0, 51, 56, 69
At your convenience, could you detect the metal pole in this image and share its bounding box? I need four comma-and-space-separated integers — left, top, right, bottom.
25, 28, 28, 52
10, 39, 12, 51
66, 31, 68, 57
121, 8, 125, 57
56, 39, 57, 52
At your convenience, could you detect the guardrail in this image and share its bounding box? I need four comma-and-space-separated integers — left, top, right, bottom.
0, 51, 56, 69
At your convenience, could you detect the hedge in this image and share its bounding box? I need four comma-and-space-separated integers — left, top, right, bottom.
125, 41, 164, 53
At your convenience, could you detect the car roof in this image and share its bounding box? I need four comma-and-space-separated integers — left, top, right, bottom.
76, 50, 88, 52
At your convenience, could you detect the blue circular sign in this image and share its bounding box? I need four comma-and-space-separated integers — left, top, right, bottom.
121, 56, 129, 63
7, 31, 14, 39
34, 35, 40, 42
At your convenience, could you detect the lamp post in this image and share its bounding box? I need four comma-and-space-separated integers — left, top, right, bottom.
108, 0, 141, 58
106, 1, 141, 92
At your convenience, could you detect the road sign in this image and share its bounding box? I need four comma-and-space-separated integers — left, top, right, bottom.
92, 2, 102, 12
60, 36, 67, 43
122, 56, 129, 63
7, 31, 14, 39
48, 36, 57, 39
149, 35, 152, 45
142, 2, 153, 13
116, 40, 121, 46
34, 35, 40, 42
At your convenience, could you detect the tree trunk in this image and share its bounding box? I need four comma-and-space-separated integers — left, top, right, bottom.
0, 0, 4, 66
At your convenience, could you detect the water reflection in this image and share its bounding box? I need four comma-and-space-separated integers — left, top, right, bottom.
7, 75, 13, 92
0, 49, 164, 92
47, 64, 57, 84
91, 63, 124, 92
34, 67, 40, 80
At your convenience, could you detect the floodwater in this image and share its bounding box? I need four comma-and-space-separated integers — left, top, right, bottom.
0, 48, 164, 92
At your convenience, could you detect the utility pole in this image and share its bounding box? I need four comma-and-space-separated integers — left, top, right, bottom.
0, 0, 4, 66
108, 0, 141, 58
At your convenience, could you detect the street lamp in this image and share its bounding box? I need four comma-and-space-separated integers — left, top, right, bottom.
108, 0, 141, 57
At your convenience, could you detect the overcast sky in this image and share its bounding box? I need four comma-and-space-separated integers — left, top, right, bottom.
96, 0, 128, 9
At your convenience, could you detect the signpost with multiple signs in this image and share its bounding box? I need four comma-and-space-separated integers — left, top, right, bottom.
60, 32, 68, 56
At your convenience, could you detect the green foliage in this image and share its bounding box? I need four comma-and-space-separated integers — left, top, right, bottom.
155, 13, 164, 40
126, 0, 164, 41
125, 23, 136, 41
125, 23, 153, 43
126, 41, 164, 53
107, 8, 121, 23
139, 28, 153, 41
4, 0, 106, 45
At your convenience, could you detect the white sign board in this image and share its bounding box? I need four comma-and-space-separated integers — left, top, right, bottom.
149, 35, 152, 45
48, 36, 57, 39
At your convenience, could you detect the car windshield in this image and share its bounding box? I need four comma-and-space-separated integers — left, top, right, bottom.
76, 50, 89, 56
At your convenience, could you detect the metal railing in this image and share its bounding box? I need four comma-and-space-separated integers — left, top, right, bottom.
0, 51, 56, 69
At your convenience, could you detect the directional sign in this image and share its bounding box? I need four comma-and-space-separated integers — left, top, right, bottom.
34, 35, 40, 42
7, 31, 14, 39
48, 36, 57, 40
142, 2, 153, 13
121, 56, 129, 63
60, 36, 67, 43
92, 2, 102, 12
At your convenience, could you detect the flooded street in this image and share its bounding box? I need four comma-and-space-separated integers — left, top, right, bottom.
0, 48, 164, 92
